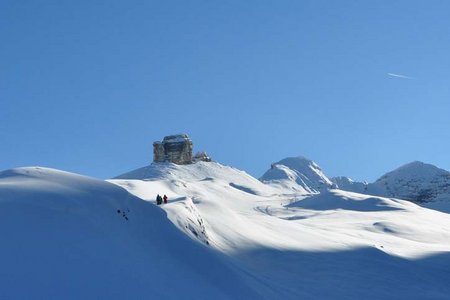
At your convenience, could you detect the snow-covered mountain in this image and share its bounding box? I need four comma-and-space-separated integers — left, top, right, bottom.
331, 176, 368, 194
328, 161, 450, 212
2, 161, 450, 299
261, 156, 450, 213
260, 156, 334, 193
371, 161, 450, 202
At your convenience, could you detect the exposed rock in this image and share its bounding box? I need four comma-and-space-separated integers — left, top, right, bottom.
153, 134, 193, 164
193, 151, 211, 162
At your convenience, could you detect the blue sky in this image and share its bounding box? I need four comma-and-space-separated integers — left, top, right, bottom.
1, 0, 450, 181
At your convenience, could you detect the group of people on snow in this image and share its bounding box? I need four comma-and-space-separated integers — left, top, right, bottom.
156, 194, 168, 205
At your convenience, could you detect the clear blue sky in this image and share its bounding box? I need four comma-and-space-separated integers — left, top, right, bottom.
1, 0, 450, 181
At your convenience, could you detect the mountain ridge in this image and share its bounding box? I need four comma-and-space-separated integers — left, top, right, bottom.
260, 156, 450, 212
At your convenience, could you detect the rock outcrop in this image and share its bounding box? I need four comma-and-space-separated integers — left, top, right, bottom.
193, 151, 211, 162
153, 134, 211, 165
153, 134, 193, 164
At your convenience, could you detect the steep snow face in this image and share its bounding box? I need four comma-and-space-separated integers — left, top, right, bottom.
371, 161, 450, 205
260, 156, 334, 193
331, 176, 368, 194
0, 167, 261, 299
113, 161, 450, 299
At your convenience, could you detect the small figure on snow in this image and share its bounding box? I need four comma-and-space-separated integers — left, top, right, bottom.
156, 194, 163, 205
163, 194, 168, 204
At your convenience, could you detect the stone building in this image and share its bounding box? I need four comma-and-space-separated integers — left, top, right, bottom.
153, 134, 193, 164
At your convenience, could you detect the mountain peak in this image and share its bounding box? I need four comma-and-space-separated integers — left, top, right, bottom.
377, 161, 449, 183
278, 156, 320, 168
369, 161, 450, 204
397, 160, 438, 171
260, 156, 333, 193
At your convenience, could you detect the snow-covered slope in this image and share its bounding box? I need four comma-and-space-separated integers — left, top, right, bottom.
2, 162, 450, 299
260, 156, 334, 193
372, 161, 450, 203
113, 161, 450, 299
113, 162, 285, 251
333, 161, 450, 213
331, 176, 368, 194
0, 167, 261, 299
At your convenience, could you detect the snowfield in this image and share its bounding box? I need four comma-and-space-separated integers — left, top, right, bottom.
0, 167, 260, 299
1, 162, 450, 299
113, 162, 450, 299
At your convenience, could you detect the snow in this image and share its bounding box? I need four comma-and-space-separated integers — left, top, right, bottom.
162, 134, 191, 143
333, 161, 450, 211
383, 161, 450, 180
2, 162, 450, 299
112, 161, 450, 299
331, 176, 368, 194
288, 189, 405, 212
0, 167, 261, 299
260, 156, 334, 193
371, 161, 450, 202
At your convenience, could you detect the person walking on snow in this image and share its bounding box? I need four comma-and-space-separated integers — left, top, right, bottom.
156, 194, 162, 205
163, 194, 168, 204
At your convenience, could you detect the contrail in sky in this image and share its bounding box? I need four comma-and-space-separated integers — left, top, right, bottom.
387, 73, 413, 79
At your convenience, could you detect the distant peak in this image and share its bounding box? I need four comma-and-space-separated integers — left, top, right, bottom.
275, 156, 324, 172
277, 156, 316, 166
261, 155, 333, 192
376, 161, 449, 183
284, 156, 313, 161
400, 161, 427, 167
331, 176, 354, 183
393, 161, 445, 173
